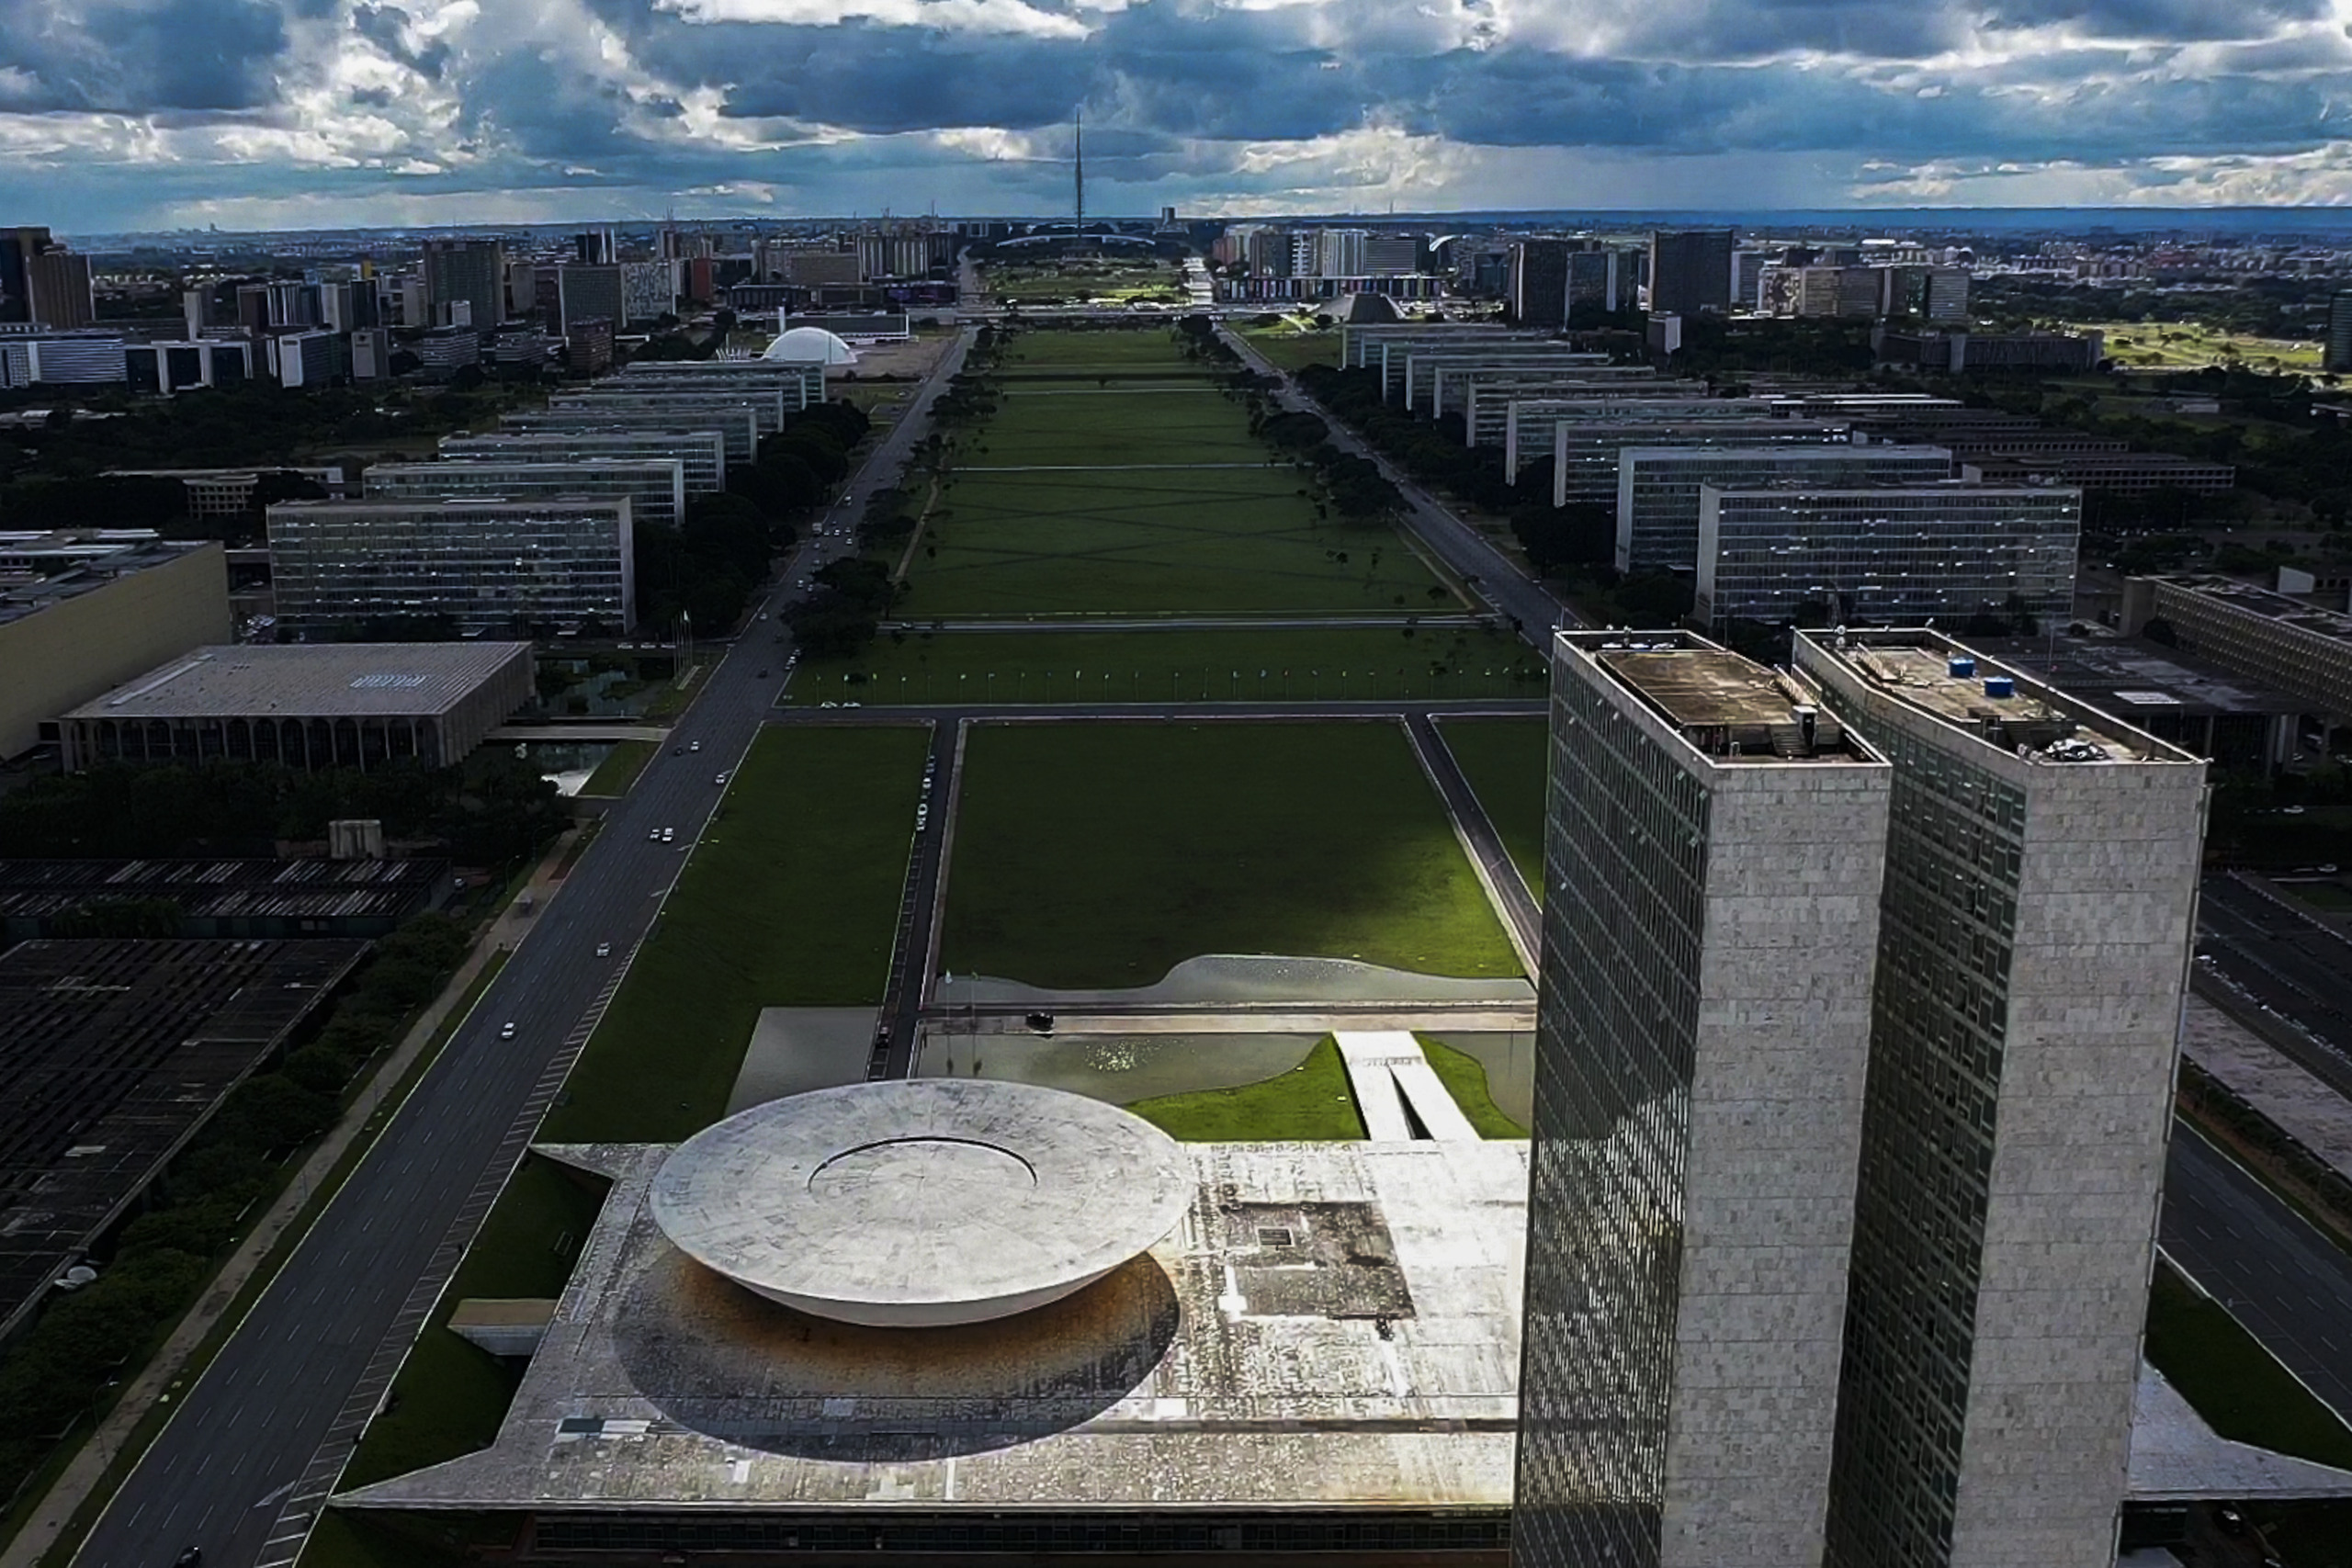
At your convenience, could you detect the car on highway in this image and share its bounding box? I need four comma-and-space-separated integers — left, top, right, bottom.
671, 744, 685, 756
175, 1550, 202, 1568
662, 827, 676, 842
648, 827, 662, 841
689, 739, 702, 752
758, 669, 770, 678
714, 771, 730, 785
499, 1021, 517, 1039
758, 611, 770, 620
596, 942, 611, 957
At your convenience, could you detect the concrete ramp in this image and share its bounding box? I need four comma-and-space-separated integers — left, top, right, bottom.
1334, 1032, 1479, 1142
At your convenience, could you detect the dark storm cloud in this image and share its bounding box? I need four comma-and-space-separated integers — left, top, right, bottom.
350, 4, 451, 80
0, 0, 289, 112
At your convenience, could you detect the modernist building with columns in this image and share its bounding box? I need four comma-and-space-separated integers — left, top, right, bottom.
57, 642, 534, 772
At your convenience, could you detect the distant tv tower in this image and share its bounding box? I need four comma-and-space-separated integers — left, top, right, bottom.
1074, 108, 1085, 235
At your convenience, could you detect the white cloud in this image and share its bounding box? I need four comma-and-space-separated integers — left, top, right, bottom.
653, 0, 1091, 38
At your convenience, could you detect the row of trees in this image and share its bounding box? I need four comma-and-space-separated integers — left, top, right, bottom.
0, 912, 478, 1502
636, 398, 877, 636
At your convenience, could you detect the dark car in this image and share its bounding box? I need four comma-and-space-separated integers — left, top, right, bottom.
175, 1551, 203, 1568
671, 744, 685, 756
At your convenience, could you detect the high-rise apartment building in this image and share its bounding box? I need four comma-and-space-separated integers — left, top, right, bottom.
1615, 444, 1953, 573
2326, 289, 2352, 376
1508, 240, 1573, 328
267, 496, 636, 634
1796, 631, 2204, 1568
25, 248, 94, 329
0, 227, 47, 322
555, 265, 624, 337
1514, 628, 2207, 1568
1515, 631, 1893, 1567
421, 238, 506, 331
1646, 230, 1735, 316
1695, 482, 2081, 630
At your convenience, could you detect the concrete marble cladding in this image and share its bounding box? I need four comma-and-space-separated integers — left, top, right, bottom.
649, 1080, 1195, 1327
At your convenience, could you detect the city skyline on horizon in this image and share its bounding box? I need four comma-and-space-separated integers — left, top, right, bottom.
13, 0, 2352, 232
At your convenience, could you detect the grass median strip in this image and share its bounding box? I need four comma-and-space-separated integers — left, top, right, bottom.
942, 720, 1523, 990
2144, 1258, 2352, 1468
577, 739, 655, 796
537, 723, 930, 1145
1436, 716, 1548, 899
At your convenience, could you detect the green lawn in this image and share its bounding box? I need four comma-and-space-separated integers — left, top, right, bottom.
942, 721, 1523, 989
1420, 1037, 1527, 1137
990, 268, 1184, 305
1239, 326, 1343, 374
2283, 879, 2352, 912
337, 1156, 608, 1494
790, 625, 1538, 706
2144, 1259, 2352, 1469
900, 468, 1442, 617
974, 384, 1262, 466
577, 739, 654, 797
1437, 716, 1548, 899
537, 725, 928, 1144
895, 326, 1444, 618
1128, 1036, 1365, 1141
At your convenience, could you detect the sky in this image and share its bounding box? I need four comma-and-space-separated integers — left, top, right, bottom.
11, 0, 2352, 232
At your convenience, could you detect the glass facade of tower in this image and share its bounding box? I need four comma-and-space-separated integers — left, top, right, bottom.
1514, 651, 1712, 1568
1822, 724, 2026, 1568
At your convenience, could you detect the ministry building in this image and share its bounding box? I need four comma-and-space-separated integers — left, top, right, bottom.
267, 497, 635, 636
1694, 481, 2081, 630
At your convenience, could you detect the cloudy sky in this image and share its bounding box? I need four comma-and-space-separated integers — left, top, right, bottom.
8, 0, 2352, 232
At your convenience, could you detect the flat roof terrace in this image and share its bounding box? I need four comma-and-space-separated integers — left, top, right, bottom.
340, 1138, 1528, 1521
1799, 630, 2200, 766
1566, 633, 1871, 763
63, 642, 535, 722
0, 937, 368, 1339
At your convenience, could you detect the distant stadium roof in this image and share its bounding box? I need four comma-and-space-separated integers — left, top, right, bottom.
761, 326, 858, 366
63, 643, 535, 722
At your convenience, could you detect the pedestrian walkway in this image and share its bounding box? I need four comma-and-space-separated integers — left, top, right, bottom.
1334, 1031, 1480, 1142
0, 831, 581, 1568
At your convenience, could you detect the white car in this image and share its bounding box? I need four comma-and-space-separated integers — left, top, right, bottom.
595, 942, 611, 957
662, 827, 676, 842
499, 1021, 517, 1039
714, 771, 729, 785
689, 739, 702, 753
647, 827, 662, 841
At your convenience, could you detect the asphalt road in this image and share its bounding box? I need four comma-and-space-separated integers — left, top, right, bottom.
2162, 1122, 2352, 1426
2193, 872, 2352, 1101
1216, 324, 1578, 648
76, 332, 974, 1568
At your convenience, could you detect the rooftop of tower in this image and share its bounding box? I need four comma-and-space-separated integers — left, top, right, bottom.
1562, 630, 1875, 764
1796, 629, 2200, 767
